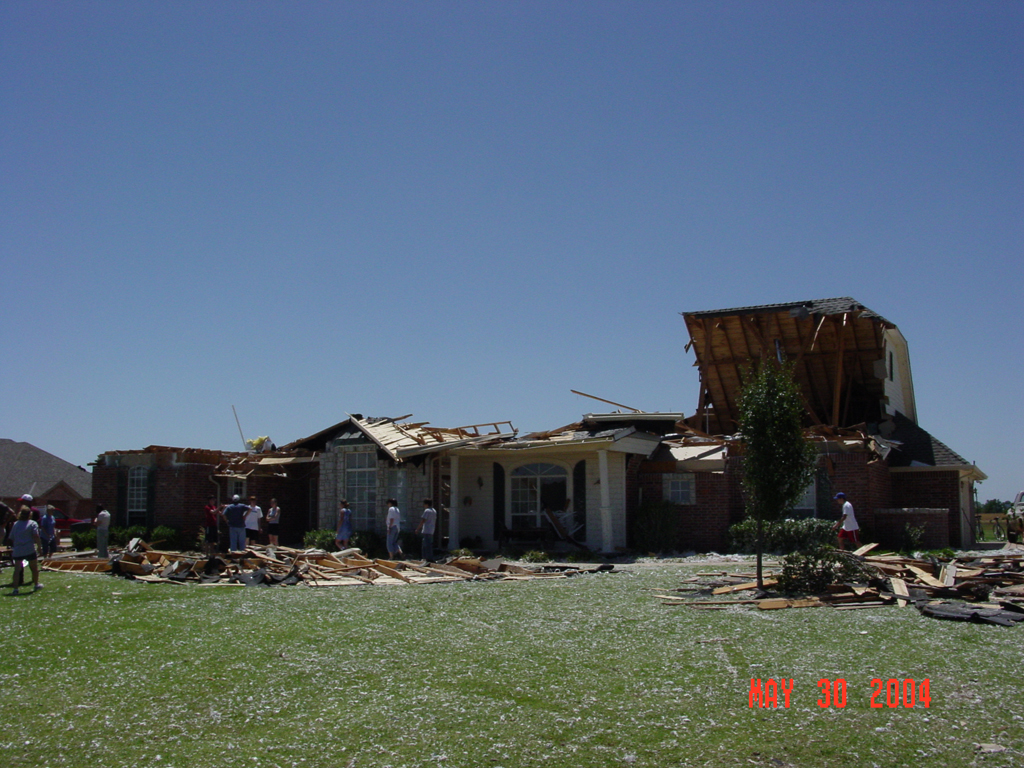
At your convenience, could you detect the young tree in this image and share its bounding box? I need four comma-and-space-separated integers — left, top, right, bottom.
738, 360, 818, 588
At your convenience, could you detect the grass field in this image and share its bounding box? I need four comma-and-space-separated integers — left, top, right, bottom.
3, 560, 1021, 768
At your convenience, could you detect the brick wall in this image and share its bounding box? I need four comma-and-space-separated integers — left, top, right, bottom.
825, 452, 893, 542
890, 470, 962, 547
874, 508, 949, 550
638, 457, 745, 553
91, 460, 317, 547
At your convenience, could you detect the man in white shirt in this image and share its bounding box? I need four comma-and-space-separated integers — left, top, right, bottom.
415, 499, 438, 562
94, 504, 112, 558
245, 496, 263, 547
386, 499, 403, 559
832, 492, 860, 550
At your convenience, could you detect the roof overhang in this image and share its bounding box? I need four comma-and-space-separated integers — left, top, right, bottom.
890, 464, 988, 482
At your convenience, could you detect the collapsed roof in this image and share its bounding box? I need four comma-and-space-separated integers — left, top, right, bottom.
682, 297, 913, 434
285, 415, 517, 461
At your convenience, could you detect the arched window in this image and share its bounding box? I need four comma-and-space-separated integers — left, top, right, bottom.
510, 463, 568, 530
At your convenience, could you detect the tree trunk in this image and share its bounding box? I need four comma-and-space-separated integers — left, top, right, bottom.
755, 516, 764, 589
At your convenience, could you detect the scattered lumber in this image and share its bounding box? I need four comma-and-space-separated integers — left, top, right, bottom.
41, 545, 616, 588
660, 550, 1024, 626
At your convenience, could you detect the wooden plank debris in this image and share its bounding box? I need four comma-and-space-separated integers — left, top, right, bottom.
40, 545, 615, 588
660, 550, 1024, 625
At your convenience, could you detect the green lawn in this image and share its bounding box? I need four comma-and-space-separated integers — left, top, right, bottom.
2, 562, 1021, 768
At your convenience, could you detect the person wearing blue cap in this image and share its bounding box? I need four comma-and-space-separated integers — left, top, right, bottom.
832, 492, 860, 550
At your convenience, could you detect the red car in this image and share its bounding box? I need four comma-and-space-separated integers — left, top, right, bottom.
45, 507, 93, 536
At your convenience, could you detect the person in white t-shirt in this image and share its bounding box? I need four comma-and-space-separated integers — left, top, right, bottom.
832, 492, 860, 550
385, 499, 403, 560
415, 499, 438, 562
245, 497, 263, 547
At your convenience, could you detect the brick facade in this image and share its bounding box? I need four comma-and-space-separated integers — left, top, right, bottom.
890, 470, 963, 547
91, 455, 317, 547
874, 508, 950, 550
634, 450, 965, 553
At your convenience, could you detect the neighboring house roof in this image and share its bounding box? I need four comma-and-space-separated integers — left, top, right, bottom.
682, 297, 897, 432
0, 439, 92, 500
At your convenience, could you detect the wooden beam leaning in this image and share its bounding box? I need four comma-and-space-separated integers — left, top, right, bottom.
831, 313, 848, 426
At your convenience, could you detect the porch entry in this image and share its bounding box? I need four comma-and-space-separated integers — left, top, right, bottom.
510, 462, 568, 530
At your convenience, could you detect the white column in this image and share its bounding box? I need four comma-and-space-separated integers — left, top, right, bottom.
448, 454, 460, 550
598, 449, 613, 553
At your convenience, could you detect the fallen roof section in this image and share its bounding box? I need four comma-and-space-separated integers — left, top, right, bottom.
682, 297, 899, 433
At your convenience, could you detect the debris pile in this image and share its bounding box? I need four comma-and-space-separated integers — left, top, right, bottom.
41, 542, 614, 587
656, 544, 1024, 626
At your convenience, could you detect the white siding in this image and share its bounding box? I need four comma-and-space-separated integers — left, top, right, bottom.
883, 329, 916, 422
453, 449, 631, 551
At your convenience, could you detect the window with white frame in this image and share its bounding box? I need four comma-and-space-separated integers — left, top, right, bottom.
791, 478, 817, 518
345, 450, 377, 530
510, 463, 568, 530
127, 466, 148, 527
663, 473, 695, 505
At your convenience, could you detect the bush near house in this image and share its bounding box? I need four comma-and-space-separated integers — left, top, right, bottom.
629, 500, 682, 554
70, 529, 97, 551
303, 529, 337, 551
776, 546, 872, 594
729, 517, 835, 554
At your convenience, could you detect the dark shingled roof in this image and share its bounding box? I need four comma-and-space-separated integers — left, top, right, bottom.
684, 297, 895, 327
885, 413, 971, 468
0, 439, 92, 499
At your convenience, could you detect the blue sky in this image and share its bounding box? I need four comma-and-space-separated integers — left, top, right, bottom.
2, 2, 1021, 502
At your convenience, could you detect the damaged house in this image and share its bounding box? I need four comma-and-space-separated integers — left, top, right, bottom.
90, 297, 984, 554
635, 297, 986, 550
287, 415, 516, 544
91, 445, 319, 544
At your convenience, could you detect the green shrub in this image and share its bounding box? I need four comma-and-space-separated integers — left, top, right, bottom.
450, 547, 476, 558
521, 550, 550, 563
303, 528, 337, 550
350, 530, 386, 558
776, 546, 872, 594
71, 529, 97, 551
565, 548, 596, 563
729, 517, 835, 554
900, 522, 925, 553
150, 525, 180, 550
629, 500, 681, 554
110, 526, 147, 547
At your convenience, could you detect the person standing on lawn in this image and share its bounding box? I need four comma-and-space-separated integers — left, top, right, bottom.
832, 492, 860, 551
245, 496, 263, 547
335, 500, 353, 550
265, 498, 282, 547
39, 506, 58, 558
415, 498, 437, 562
10, 505, 43, 594
1, 500, 15, 547
221, 495, 249, 552
386, 498, 404, 560
203, 495, 220, 555
94, 503, 111, 558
